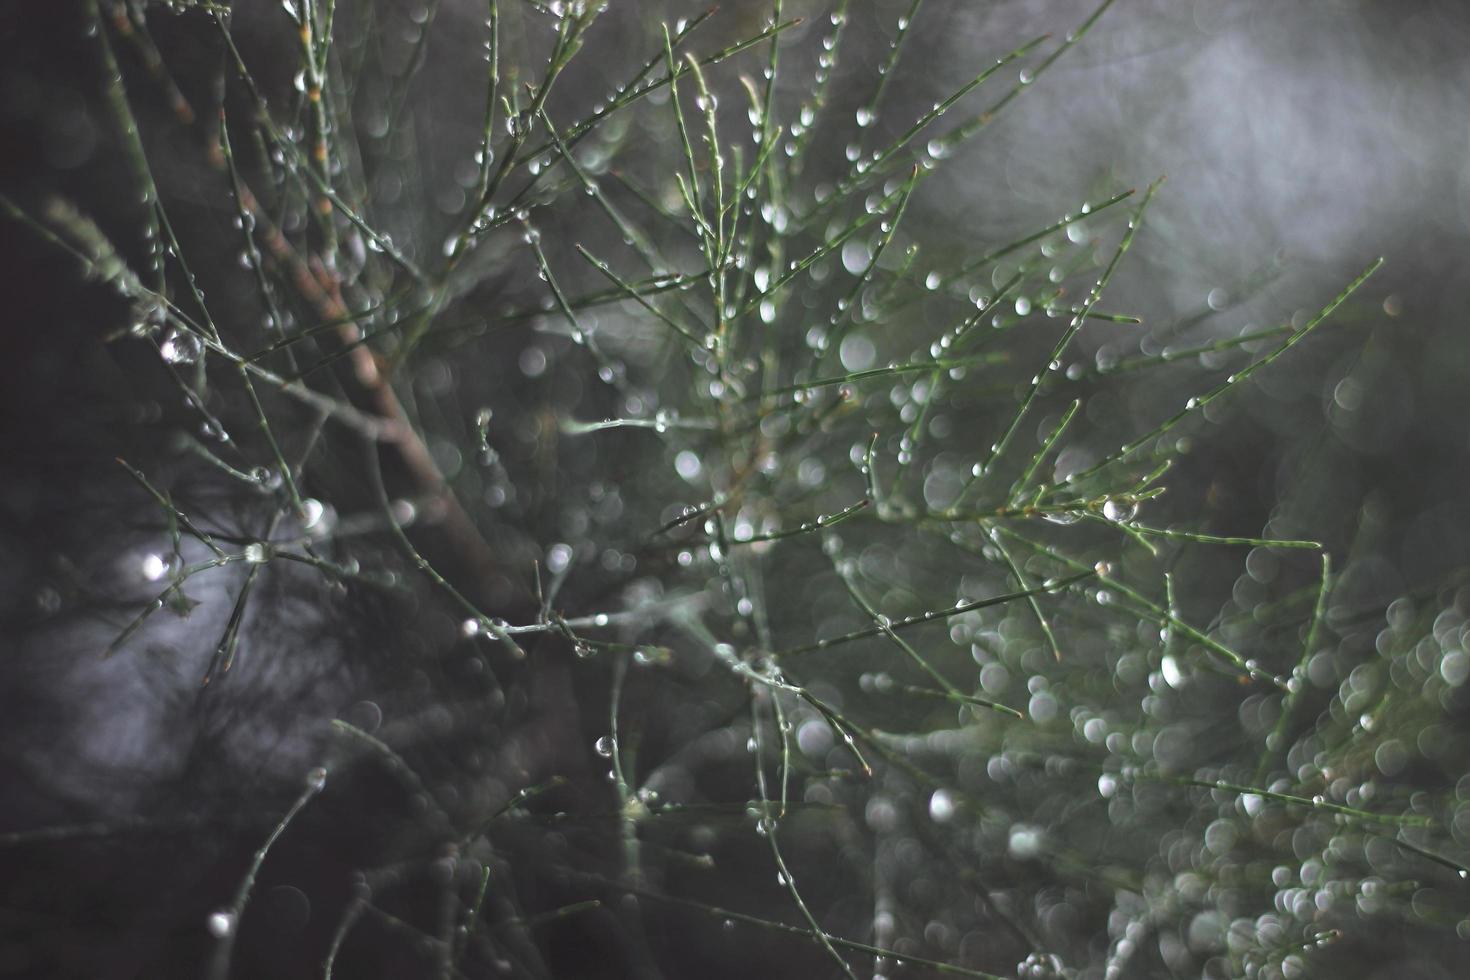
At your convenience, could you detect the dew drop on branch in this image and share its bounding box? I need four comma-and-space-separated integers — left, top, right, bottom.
207, 910, 236, 938
159, 329, 202, 365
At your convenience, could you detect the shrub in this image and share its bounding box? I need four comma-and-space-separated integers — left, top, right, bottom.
3, 1, 1466, 978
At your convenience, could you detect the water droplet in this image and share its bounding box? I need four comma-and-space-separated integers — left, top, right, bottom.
141, 553, 170, 582
1161, 655, 1184, 688
841, 238, 872, 275
1007, 824, 1043, 859
1102, 498, 1138, 522
928, 788, 956, 823
675, 450, 703, 481
299, 498, 335, 538
243, 541, 270, 563
160, 329, 202, 365
250, 466, 281, 490
1017, 951, 1064, 979
207, 910, 236, 938
594, 736, 614, 758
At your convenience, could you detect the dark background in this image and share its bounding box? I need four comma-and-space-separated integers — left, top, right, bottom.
3, 1, 1469, 978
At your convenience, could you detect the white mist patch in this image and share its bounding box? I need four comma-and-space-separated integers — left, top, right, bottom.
930, 0, 1470, 322
11, 525, 354, 813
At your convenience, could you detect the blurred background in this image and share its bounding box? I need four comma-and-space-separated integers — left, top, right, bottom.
3, 1, 1469, 978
